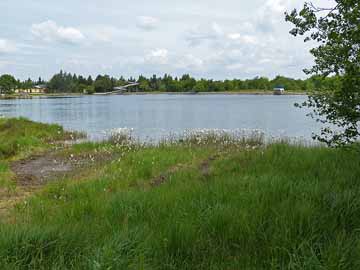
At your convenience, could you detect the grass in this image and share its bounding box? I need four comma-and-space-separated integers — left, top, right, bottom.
0, 119, 360, 269
0, 117, 83, 190
0, 117, 83, 160
0, 162, 14, 189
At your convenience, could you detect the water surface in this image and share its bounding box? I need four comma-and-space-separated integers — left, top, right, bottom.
0, 94, 320, 141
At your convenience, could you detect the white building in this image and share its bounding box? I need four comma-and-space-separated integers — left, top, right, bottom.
273, 86, 285, 95
15, 85, 47, 94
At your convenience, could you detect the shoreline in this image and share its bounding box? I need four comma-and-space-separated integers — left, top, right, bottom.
121, 90, 306, 96
0, 90, 307, 99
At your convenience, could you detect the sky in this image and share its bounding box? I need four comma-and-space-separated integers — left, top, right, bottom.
0, 0, 332, 81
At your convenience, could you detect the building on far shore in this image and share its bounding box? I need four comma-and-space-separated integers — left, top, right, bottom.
113, 86, 127, 93
273, 85, 285, 95
15, 85, 47, 94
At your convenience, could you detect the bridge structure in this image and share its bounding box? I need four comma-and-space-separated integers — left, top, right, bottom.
94, 82, 140, 95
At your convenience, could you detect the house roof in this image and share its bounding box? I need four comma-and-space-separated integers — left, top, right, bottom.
34, 84, 47, 89
113, 86, 126, 91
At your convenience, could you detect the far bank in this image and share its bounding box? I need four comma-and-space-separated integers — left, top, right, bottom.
1, 90, 306, 99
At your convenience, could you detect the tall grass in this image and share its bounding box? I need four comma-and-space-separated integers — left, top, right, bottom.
0, 162, 14, 190
0, 118, 359, 269
0, 117, 84, 160
0, 135, 359, 269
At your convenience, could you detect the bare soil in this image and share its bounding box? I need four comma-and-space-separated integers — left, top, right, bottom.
0, 150, 113, 218
11, 153, 74, 186
0, 152, 75, 218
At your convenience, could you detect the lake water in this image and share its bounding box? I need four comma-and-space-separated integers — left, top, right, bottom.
0, 94, 321, 142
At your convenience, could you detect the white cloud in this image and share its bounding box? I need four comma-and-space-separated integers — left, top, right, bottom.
136, 16, 159, 31
211, 22, 223, 36
227, 33, 241, 40
186, 22, 258, 49
227, 33, 257, 44
31, 20, 85, 44
0, 39, 17, 54
255, 0, 294, 33
149, 49, 168, 58
265, 0, 288, 13
226, 63, 244, 70
145, 48, 168, 64
176, 54, 204, 69
185, 22, 223, 46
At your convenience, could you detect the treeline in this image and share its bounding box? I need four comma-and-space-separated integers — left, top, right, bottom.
0, 71, 342, 94
0, 75, 46, 94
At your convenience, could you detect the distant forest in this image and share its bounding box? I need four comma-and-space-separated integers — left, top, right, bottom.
0, 71, 342, 94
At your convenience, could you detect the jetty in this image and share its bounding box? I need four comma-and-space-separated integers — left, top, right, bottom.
94, 82, 140, 95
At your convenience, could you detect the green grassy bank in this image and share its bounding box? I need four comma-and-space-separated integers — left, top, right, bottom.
0, 117, 82, 159
0, 118, 82, 189
0, 118, 360, 269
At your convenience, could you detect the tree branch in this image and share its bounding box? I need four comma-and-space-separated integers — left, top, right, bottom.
307, 2, 339, 13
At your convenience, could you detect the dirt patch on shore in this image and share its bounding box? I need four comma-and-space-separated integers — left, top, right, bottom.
11, 154, 74, 186
0, 152, 77, 218
10, 149, 114, 186
0, 150, 115, 218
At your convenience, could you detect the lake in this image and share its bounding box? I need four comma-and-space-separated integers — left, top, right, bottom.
0, 94, 320, 142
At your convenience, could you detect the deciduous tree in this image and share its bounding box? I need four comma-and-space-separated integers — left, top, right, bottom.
0, 74, 17, 94
286, 1, 360, 146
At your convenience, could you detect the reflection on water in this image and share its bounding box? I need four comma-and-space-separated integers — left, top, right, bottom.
0, 94, 320, 141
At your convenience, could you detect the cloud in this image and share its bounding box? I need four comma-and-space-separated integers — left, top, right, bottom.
176, 0, 314, 78
31, 20, 85, 44
227, 33, 241, 40
185, 22, 223, 46
145, 48, 168, 64
136, 16, 159, 31
265, 0, 288, 13
225, 63, 244, 70
4, 0, 319, 79
0, 39, 17, 54
227, 33, 258, 45
255, 0, 292, 33
88, 26, 121, 42
176, 54, 204, 70
186, 22, 258, 49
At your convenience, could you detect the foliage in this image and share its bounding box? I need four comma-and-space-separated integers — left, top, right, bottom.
84, 85, 95, 95
94, 75, 113, 93
47, 70, 91, 93
0, 74, 17, 94
1, 71, 345, 95
286, 1, 360, 146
